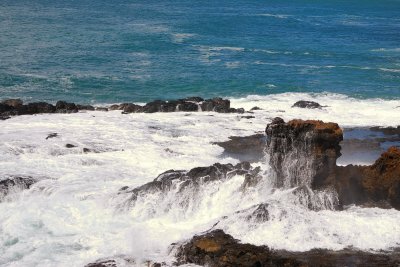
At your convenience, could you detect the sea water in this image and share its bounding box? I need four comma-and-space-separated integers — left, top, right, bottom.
1, 0, 400, 266
0, 0, 399, 103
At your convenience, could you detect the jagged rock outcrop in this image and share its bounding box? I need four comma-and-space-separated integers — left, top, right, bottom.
175, 230, 400, 267
265, 117, 400, 210
0, 97, 246, 119
265, 118, 343, 188
174, 229, 302, 267
0, 176, 37, 200
292, 100, 323, 109
118, 97, 244, 114
119, 162, 261, 206
333, 147, 400, 209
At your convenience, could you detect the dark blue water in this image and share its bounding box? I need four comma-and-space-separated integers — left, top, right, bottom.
0, 0, 399, 103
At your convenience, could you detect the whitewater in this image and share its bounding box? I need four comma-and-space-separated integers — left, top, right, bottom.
1, 93, 400, 267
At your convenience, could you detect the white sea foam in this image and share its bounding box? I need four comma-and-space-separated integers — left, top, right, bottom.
230, 92, 400, 127
256, 13, 292, 19
1, 93, 400, 266
171, 33, 196, 43
372, 48, 400, 52
379, 68, 400, 73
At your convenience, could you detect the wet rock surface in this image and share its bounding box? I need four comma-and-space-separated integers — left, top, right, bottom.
265, 118, 343, 188
0, 176, 37, 200
0, 97, 246, 119
265, 118, 400, 210
119, 162, 262, 206
292, 100, 323, 109
175, 230, 400, 267
334, 147, 400, 209
215, 134, 266, 162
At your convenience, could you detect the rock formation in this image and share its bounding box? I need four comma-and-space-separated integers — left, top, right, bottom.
265, 118, 343, 188
0, 176, 37, 201
118, 162, 262, 209
174, 230, 400, 267
265, 117, 400, 210
0, 97, 245, 119
292, 100, 323, 109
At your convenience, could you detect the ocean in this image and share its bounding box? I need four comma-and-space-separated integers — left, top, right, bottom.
1, 1, 400, 267
0, 0, 399, 103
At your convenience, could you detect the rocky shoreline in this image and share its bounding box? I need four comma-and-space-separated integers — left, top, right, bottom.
0, 96, 248, 120
1, 98, 399, 266
82, 118, 400, 267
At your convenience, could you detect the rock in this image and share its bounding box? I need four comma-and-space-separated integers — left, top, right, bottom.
0, 115, 11, 120
84, 256, 135, 267
250, 106, 262, 111
95, 107, 108, 112
122, 103, 143, 113
83, 148, 91, 153
55, 101, 78, 113
77, 104, 95, 111
370, 126, 400, 136
175, 230, 400, 267
334, 147, 400, 209
46, 133, 59, 140
2, 99, 23, 108
229, 107, 245, 114
240, 115, 255, 119
174, 229, 303, 267
119, 162, 262, 207
265, 118, 343, 188
65, 144, 77, 148
20, 102, 56, 114
265, 118, 400, 210
176, 101, 199, 112
215, 134, 266, 162
85, 260, 117, 267
0, 103, 14, 113
201, 97, 231, 113
292, 100, 322, 109
0, 176, 37, 200
181, 96, 204, 102
108, 104, 122, 111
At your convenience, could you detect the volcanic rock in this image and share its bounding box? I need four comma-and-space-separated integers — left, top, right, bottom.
55, 101, 78, 113
174, 229, 303, 267
175, 230, 400, 267
265, 118, 400, 210
265, 118, 343, 188
77, 104, 95, 111
119, 162, 262, 206
0, 176, 37, 200
2, 99, 23, 108
292, 100, 322, 109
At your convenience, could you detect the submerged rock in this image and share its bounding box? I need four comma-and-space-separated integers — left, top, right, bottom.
0, 176, 37, 200
175, 230, 400, 267
292, 100, 323, 109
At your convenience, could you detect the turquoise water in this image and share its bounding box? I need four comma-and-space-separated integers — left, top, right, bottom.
0, 0, 399, 103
